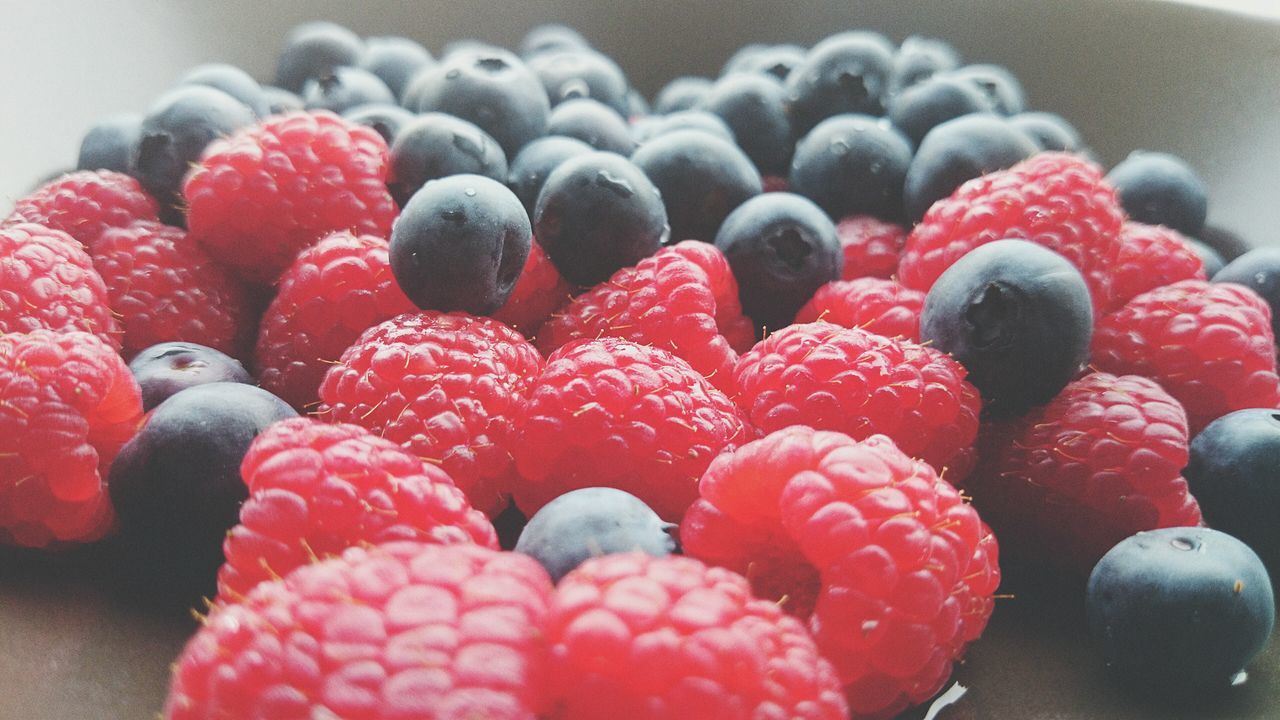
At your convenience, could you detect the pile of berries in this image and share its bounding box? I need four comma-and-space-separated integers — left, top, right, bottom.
4, 19, 1278, 719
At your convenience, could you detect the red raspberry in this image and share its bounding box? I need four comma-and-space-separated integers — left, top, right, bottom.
0, 330, 143, 547
89, 220, 252, 360
762, 176, 790, 193
1091, 280, 1280, 434
5, 170, 159, 247
537, 241, 754, 393
318, 312, 543, 517
166, 542, 553, 720
969, 372, 1202, 573
512, 338, 750, 522
836, 215, 907, 281
0, 223, 121, 349
681, 427, 1000, 719
1105, 221, 1206, 312
793, 277, 925, 342
492, 239, 575, 338
898, 152, 1125, 311
544, 552, 849, 720
734, 322, 980, 482
186, 111, 398, 285
218, 417, 498, 602
255, 232, 417, 410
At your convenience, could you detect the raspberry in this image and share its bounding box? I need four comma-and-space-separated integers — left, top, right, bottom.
318, 312, 543, 516
734, 322, 980, 482
0, 330, 143, 547
512, 338, 750, 522
218, 418, 498, 601
5, 170, 159, 247
1091, 280, 1280, 434
166, 542, 553, 720
794, 277, 925, 342
897, 152, 1125, 311
0, 223, 121, 349
970, 373, 1203, 573
492, 239, 575, 338
544, 553, 849, 720
681, 427, 1000, 719
836, 215, 907, 281
255, 232, 417, 410
537, 241, 754, 393
89, 220, 252, 360
1106, 221, 1206, 312
186, 111, 398, 285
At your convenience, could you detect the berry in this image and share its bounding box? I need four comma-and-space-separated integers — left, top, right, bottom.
1106, 150, 1209, 237
255, 232, 417, 410
835, 214, 907, 280
273, 21, 364, 93
1108, 221, 1206, 312
887, 35, 960, 96
950, 64, 1025, 114
544, 553, 849, 719
885, 74, 993, 148
302, 66, 396, 113
358, 35, 434, 101
1087, 528, 1274, 691
178, 63, 270, 118
901, 113, 1038, 223
0, 330, 142, 548
545, 98, 635, 154
218, 417, 498, 601
491, 239, 575, 338
185, 111, 398, 285
680, 427, 1000, 719
631, 129, 762, 244
341, 103, 416, 145
631, 110, 736, 145
318, 312, 544, 516
262, 86, 303, 115
527, 48, 629, 114
1212, 247, 1280, 340
1091, 280, 1280, 434
77, 113, 142, 174
730, 43, 806, 81
165, 542, 554, 720
506, 135, 594, 216
699, 72, 793, 175
521, 23, 591, 58
1189, 238, 1227, 277
389, 174, 532, 315
652, 75, 712, 114
6, 169, 160, 247
511, 338, 749, 523
389, 112, 508, 206
795, 277, 925, 342
919, 239, 1093, 415
790, 114, 912, 223
1009, 111, 1083, 152
129, 342, 252, 411
784, 32, 896, 135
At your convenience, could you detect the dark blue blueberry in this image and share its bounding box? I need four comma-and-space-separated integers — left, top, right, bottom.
303, 66, 396, 114
886, 74, 993, 148
720, 43, 769, 76
1106, 151, 1209, 237
951, 64, 1026, 115
388, 112, 507, 207
514, 487, 677, 582
789, 114, 912, 223
534, 151, 669, 286
128, 342, 252, 411
732, 44, 806, 82
632, 129, 762, 244
507, 135, 595, 216
653, 76, 713, 114
546, 98, 635, 155
1009, 112, 1082, 152
784, 31, 896, 136
274, 21, 364, 94
700, 73, 792, 176
341, 103, 416, 145
887, 35, 961, 97
632, 110, 736, 145
519, 23, 591, 58
625, 88, 649, 118
1198, 224, 1252, 263
358, 36, 434, 101
527, 49, 630, 115
1087, 527, 1275, 691
919, 239, 1093, 415
1188, 237, 1227, 277
76, 113, 142, 173
713, 192, 841, 331
903, 113, 1038, 222
262, 86, 304, 115
178, 63, 270, 118
389, 174, 532, 315
1212, 248, 1280, 339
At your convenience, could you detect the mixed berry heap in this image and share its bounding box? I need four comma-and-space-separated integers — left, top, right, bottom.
3, 18, 1277, 720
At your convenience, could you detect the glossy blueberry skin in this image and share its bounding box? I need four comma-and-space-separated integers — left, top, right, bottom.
653, 76, 714, 114
713, 192, 841, 331
887, 35, 961, 97
951, 64, 1026, 115
390, 174, 532, 315
1107, 151, 1209, 237
519, 23, 591, 59
274, 21, 364, 93
527, 49, 630, 115
358, 36, 434, 101
632, 110, 736, 146
534, 151, 669, 286
341, 103, 416, 146
1215, 247, 1280, 338
700, 73, 792, 176
784, 31, 896, 136
903, 113, 1038, 222
1087, 528, 1275, 691
388, 112, 507, 207
1010, 111, 1083, 152
789, 114, 912, 223
507, 135, 595, 216
546, 98, 635, 155
887, 74, 993, 148
128, 342, 252, 411
262, 86, 304, 115
732, 44, 806, 82
920, 239, 1093, 415
302, 66, 396, 114
178, 63, 269, 118
632, 129, 762, 244
77, 113, 142, 173
514, 487, 677, 582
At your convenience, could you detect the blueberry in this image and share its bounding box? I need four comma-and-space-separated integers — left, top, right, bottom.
700, 73, 792, 176
274, 21, 364, 94
1087, 528, 1275, 691
178, 63, 270, 118
951, 64, 1026, 115
920, 239, 1093, 415
886, 74, 993, 148
76, 113, 142, 173
1106, 151, 1209, 237
527, 49, 630, 115
1198, 224, 1252, 263
784, 31, 896, 136
341, 103, 416, 145
302, 67, 396, 114
519, 23, 591, 58
632, 110, 736, 145
1009, 112, 1083, 152
514, 487, 677, 582
731, 44, 806, 82
653, 76, 713, 114
1188, 237, 1227, 277
887, 35, 961, 97
390, 174, 532, 315
358, 36, 434, 101
789, 114, 912, 223
903, 113, 1038, 222
507, 135, 595, 216
625, 89, 649, 118
720, 43, 769, 76
534, 151, 669, 286
713, 192, 841, 331
632, 129, 762, 244
409, 48, 550, 158
546, 98, 635, 154
1213, 247, 1280, 340
128, 342, 252, 411
440, 39, 506, 61
262, 86, 304, 115
388, 112, 507, 207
